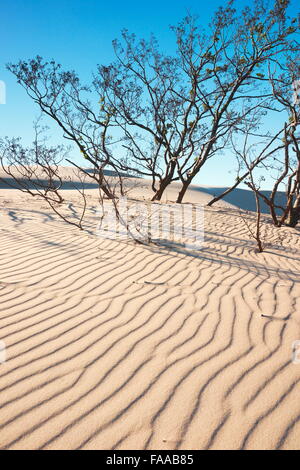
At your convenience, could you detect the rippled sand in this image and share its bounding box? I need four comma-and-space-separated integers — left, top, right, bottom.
0, 176, 299, 450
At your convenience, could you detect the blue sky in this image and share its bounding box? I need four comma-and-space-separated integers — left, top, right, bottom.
0, 0, 298, 189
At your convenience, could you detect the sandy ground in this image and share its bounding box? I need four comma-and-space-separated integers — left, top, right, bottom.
0, 170, 300, 450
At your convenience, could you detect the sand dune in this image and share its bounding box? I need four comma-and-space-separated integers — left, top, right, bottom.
0, 175, 299, 450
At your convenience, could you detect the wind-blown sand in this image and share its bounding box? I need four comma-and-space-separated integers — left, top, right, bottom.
0, 170, 299, 450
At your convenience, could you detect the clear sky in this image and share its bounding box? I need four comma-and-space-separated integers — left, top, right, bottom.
0, 0, 298, 189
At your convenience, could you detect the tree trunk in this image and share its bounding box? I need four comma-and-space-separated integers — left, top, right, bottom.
176, 179, 191, 203
151, 179, 170, 201
286, 195, 300, 227
254, 191, 263, 253
151, 163, 176, 201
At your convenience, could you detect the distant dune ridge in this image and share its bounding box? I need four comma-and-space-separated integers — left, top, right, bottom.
0, 167, 299, 450
0, 165, 287, 213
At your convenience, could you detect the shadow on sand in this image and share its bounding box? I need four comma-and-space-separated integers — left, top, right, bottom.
196, 186, 287, 214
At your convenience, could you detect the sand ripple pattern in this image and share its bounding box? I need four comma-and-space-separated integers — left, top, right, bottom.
0, 202, 300, 450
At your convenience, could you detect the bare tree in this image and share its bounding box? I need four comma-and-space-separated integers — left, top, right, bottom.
5, 0, 299, 208
0, 125, 89, 229
207, 6, 299, 208
0, 120, 154, 242
228, 83, 299, 233
6, 57, 129, 202
94, 0, 299, 202
241, 53, 300, 228
268, 57, 300, 227
206, 127, 286, 207
244, 126, 300, 227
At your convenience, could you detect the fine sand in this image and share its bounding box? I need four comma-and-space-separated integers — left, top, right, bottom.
0, 169, 299, 450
